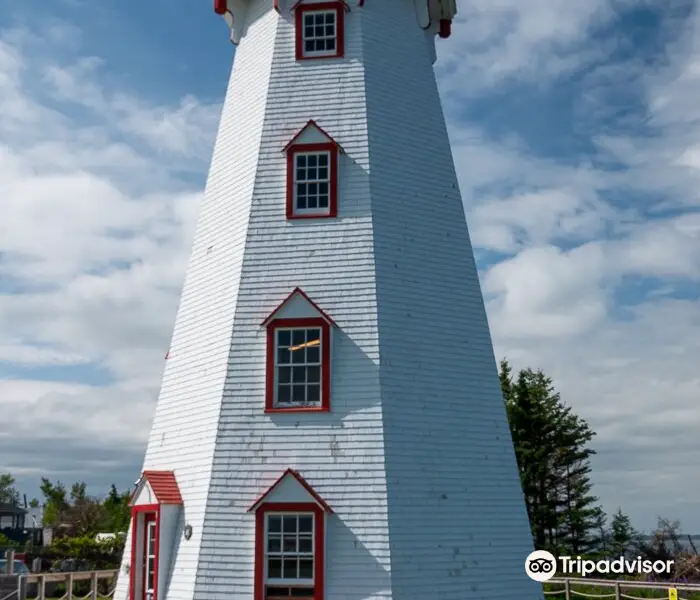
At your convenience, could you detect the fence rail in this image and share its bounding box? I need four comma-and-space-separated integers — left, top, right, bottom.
23, 571, 118, 600
10, 570, 700, 600
546, 578, 700, 600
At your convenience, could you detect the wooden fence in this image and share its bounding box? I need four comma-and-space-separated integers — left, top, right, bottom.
1, 571, 118, 600
547, 577, 700, 600
6, 570, 700, 600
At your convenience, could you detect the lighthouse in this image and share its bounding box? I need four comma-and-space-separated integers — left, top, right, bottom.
113, 1, 541, 599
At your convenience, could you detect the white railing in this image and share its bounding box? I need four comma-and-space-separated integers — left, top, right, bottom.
24, 571, 118, 600
546, 577, 700, 600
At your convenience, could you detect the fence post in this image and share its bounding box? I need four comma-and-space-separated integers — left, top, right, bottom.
90, 571, 98, 600
66, 573, 73, 600
564, 579, 571, 600
615, 581, 621, 600
3, 550, 15, 574
38, 574, 46, 600
17, 575, 27, 600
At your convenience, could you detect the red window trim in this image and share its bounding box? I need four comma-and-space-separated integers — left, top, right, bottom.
295, 2, 345, 61
254, 502, 326, 600
265, 317, 331, 413
129, 504, 160, 600
286, 142, 338, 220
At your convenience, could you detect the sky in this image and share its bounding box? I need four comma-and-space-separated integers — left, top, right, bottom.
0, 0, 699, 534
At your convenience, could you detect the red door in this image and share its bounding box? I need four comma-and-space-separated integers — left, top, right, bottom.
143, 513, 157, 600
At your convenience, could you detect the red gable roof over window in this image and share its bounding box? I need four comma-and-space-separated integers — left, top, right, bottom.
131, 471, 183, 505
282, 120, 344, 153
261, 287, 337, 328
247, 469, 333, 513
275, 0, 363, 12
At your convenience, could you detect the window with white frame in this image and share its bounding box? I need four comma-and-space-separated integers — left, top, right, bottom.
265, 513, 315, 594
294, 152, 331, 215
145, 518, 157, 600
275, 328, 322, 408
301, 10, 337, 58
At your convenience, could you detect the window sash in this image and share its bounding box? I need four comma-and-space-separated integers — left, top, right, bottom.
293, 151, 332, 215
274, 327, 323, 408
264, 513, 315, 585
145, 520, 157, 599
301, 10, 338, 58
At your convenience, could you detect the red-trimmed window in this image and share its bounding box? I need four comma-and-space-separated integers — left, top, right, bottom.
286, 143, 338, 219
266, 318, 331, 413
255, 503, 325, 600
295, 2, 345, 61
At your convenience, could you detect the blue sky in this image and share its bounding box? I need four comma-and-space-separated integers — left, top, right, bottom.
1, 0, 699, 533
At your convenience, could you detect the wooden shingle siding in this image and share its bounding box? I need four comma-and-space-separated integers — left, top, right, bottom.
196, 4, 391, 599
114, 3, 279, 600
362, 1, 540, 598
116, 1, 540, 599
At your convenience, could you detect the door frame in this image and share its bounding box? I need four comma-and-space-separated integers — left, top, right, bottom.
129, 505, 160, 600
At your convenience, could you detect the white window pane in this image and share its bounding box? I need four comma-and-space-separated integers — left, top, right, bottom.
274, 328, 324, 407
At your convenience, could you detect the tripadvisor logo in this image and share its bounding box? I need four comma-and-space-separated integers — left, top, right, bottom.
525, 550, 675, 582
525, 551, 557, 582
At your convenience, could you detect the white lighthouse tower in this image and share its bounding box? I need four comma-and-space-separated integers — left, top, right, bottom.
114, 1, 541, 599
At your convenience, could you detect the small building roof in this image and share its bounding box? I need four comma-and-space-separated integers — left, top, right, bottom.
131, 471, 183, 505
0, 502, 27, 516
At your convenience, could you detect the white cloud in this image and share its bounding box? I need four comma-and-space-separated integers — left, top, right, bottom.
484, 244, 609, 339
470, 188, 610, 252
441, 0, 700, 530
0, 23, 216, 486
436, 0, 617, 96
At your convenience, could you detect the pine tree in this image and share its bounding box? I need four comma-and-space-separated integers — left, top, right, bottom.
501, 359, 604, 555
102, 485, 131, 533
611, 508, 637, 557
591, 507, 608, 556
501, 362, 559, 550
0, 473, 20, 504
553, 408, 600, 554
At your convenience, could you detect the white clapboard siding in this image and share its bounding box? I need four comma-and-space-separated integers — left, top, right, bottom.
115, 1, 542, 599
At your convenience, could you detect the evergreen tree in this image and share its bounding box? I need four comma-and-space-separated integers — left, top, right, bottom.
0, 473, 20, 504
610, 508, 637, 557
553, 408, 600, 554
501, 359, 604, 555
102, 485, 131, 533
501, 361, 559, 550
591, 507, 609, 556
